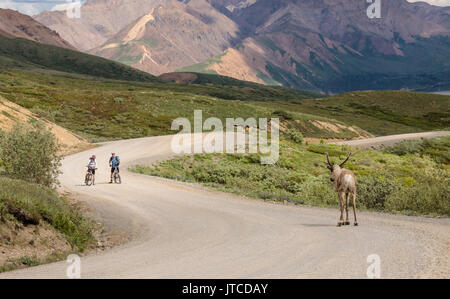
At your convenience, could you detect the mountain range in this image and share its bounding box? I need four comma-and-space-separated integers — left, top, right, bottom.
26, 0, 450, 93
0, 8, 74, 49
0, 8, 161, 83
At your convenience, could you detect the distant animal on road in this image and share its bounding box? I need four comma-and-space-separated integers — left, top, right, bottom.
326, 152, 358, 227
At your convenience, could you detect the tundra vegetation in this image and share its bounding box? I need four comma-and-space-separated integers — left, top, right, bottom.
0, 121, 61, 187
1, 72, 448, 142
0, 122, 94, 272
133, 136, 450, 217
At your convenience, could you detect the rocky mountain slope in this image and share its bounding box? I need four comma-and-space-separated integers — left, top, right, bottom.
196, 0, 450, 93
34, 0, 169, 51
34, 0, 450, 93
90, 0, 239, 75
0, 8, 74, 49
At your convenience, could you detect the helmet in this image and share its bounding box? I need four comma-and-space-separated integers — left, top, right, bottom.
91, 155, 96, 159
111, 152, 116, 155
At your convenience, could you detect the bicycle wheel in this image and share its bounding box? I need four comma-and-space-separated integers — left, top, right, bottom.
114, 172, 121, 184
86, 173, 93, 186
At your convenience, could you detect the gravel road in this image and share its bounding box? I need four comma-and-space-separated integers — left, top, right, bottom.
332, 131, 450, 149
1, 134, 449, 278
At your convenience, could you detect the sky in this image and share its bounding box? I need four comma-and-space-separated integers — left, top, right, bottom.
408, 0, 450, 5
0, 0, 84, 15
0, 0, 449, 16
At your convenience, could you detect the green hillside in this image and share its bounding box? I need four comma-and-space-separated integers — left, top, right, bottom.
0, 71, 364, 142
163, 71, 322, 101
255, 90, 450, 136
0, 35, 161, 83
1, 71, 448, 142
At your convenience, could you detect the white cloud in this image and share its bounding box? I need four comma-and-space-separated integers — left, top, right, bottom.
408, 0, 450, 6
0, 1, 44, 15
0, 1, 84, 16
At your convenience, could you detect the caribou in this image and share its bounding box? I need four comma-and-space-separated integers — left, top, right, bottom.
326, 152, 358, 227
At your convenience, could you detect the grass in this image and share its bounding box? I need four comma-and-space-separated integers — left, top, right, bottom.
1, 71, 447, 142
0, 251, 71, 273
175, 72, 322, 100
0, 176, 95, 251
0, 71, 448, 142
133, 136, 450, 217
0, 255, 41, 273
255, 90, 450, 136
383, 137, 449, 165
0, 71, 366, 142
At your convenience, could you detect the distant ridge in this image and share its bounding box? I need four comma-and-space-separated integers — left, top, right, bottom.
0, 8, 75, 50
0, 35, 161, 83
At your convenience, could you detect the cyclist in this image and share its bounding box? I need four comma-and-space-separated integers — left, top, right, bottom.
85, 155, 97, 185
109, 152, 121, 183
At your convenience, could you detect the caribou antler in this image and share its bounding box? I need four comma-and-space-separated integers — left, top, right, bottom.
326, 152, 332, 167
339, 152, 352, 167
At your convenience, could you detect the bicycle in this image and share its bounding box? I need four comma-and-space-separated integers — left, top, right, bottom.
113, 167, 121, 184
85, 168, 97, 186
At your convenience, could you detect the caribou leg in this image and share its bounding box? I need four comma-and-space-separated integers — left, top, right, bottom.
337, 192, 345, 227
344, 193, 350, 225
352, 192, 358, 226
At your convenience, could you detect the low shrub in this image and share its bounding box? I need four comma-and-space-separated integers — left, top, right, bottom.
386, 169, 450, 216
285, 129, 304, 144
297, 178, 336, 206
272, 110, 293, 120
307, 144, 347, 157
384, 139, 423, 156
0, 121, 61, 187
357, 175, 400, 210
384, 136, 449, 164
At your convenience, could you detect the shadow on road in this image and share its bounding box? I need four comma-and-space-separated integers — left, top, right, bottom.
301, 223, 336, 227
75, 182, 122, 186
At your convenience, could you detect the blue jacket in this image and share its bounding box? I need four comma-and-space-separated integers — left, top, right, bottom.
109, 156, 120, 167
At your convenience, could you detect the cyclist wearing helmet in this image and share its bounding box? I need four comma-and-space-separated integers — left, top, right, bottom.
109, 152, 120, 183
85, 155, 97, 185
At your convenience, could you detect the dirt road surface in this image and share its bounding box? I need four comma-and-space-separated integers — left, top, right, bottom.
1, 134, 449, 278
332, 131, 450, 148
